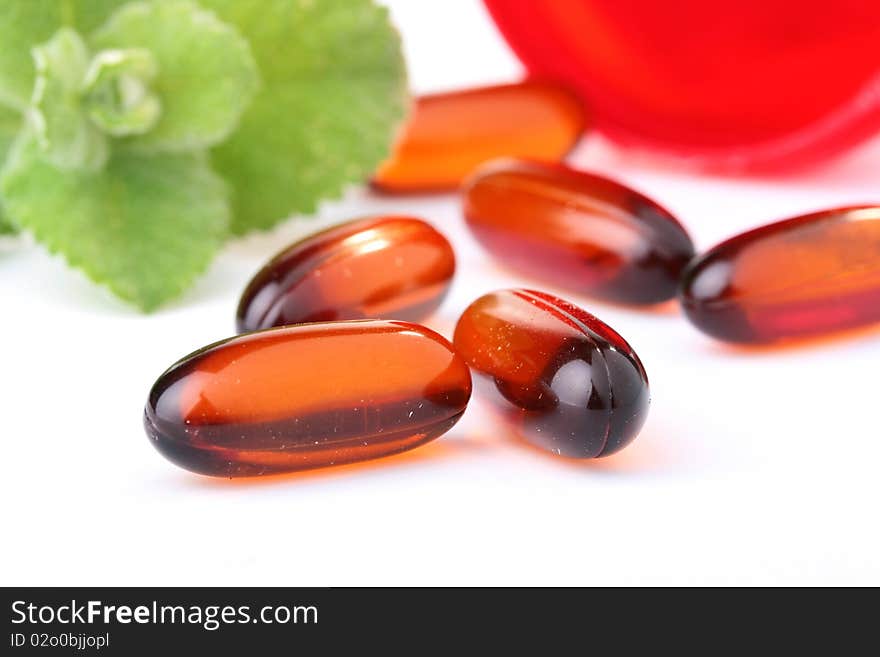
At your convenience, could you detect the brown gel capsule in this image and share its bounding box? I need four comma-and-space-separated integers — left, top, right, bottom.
371, 81, 586, 193
236, 216, 455, 332
680, 206, 880, 343
144, 321, 472, 477
463, 159, 695, 305
453, 289, 649, 458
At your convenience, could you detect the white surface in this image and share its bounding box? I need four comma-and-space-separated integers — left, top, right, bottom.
2, 0, 879, 586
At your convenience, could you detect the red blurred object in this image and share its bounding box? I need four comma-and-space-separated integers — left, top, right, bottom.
484, 0, 880, 170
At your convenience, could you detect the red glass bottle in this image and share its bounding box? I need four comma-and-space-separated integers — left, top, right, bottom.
485, 0, 880, 170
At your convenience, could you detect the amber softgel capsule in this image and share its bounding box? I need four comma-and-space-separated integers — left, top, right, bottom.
237, 216, 455, 332
454, 289, 650, 458
144, 321, 472, 477
371, 81, 586, 192
680, 206, 880, 343
463, 159, 695, 305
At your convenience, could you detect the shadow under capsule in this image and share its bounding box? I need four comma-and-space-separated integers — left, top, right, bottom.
472, 394, 686, 476
693, 320, 880, 357
164, 434, 492, 490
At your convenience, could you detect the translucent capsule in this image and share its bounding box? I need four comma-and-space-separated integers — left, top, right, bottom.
680, 206, 880, 343
454, 289, 649, 458
144, 321, 472, 477
371, 81, 586, 192
236, 216, 455, 332
463, 159, 695, 305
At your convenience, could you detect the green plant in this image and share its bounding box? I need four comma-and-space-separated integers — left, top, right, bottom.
0, 0, 408, 310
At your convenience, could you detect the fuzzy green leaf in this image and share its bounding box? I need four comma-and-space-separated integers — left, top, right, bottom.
0, 0, 129, 110
1, 135, 229, 310
0, 105, 19, 157
0, 103, 22, 233
31, 28, 109, 171
199, 0, 408, 233
83, 47, 161, 137
90, 0, 260, 153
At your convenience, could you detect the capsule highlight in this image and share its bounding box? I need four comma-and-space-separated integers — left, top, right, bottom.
145, 321, 472, 477
237, 216, 455, 332
463, 159, 695, 305
680, 206, 880, 343
371, 81, 586, 192
454, 289, 650, 458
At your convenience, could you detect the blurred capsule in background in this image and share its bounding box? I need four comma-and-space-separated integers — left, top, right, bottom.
237, 216, 455, 332
371, 81, 587, 192
454, 289, 650, 459
680, 206, 880, 344
463, 159, 695, 305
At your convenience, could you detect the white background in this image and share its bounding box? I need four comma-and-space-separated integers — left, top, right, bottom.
2, 0, 879, 586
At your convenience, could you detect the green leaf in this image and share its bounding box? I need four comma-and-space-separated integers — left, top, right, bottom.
31, 27, 109, 171
199, 0, 408, 233
90, 0, 260, 153
0, 0, 129, 110
83, 47, 161, 137
1, 135, 229, 310
0, 214, 15, 234
0, 105, 20, 158
0, 103, 22, 233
